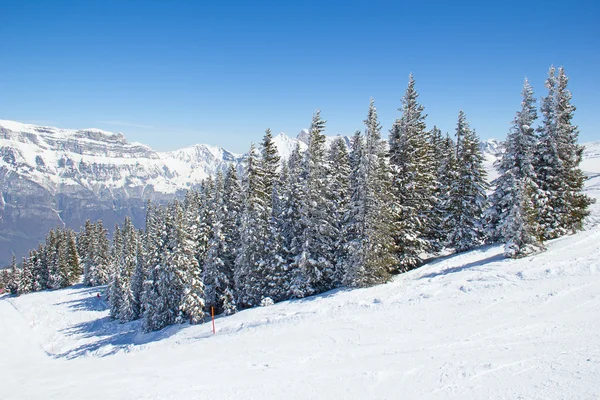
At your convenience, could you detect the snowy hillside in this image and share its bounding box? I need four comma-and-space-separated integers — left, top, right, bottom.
1, 173, 599, 399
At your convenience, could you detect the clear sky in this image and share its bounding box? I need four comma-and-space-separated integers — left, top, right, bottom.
1, 0, 598, 153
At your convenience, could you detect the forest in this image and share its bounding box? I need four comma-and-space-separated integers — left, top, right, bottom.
0, 67, 592, 333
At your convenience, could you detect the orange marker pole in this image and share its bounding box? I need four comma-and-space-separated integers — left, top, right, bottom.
211, 307, 216, 334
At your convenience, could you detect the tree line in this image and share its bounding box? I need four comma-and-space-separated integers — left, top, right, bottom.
1, 67, 592, 333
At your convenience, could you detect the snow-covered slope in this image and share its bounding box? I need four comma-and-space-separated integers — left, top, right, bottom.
1, 176, 599, 399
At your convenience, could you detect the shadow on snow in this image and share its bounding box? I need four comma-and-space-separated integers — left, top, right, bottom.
54, 316, 187, 360
419, 249, 506, 280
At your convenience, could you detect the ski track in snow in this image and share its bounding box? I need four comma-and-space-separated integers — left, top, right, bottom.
1, 171, 600, 399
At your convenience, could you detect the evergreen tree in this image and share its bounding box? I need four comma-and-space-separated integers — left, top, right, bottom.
554, 67, 594, 232
6, 256, 20, 294
169, 201, 206, 325
31, 245, 48, 292
438, 133, 459, 243
129, 229, 146, 319
66, 230, 81, 285
488, 79, 545, 257
388, 75, 436, 270
204, 171, 234, 313
447, 111, 488, 252
118, 217, 140, 322
326, 136, 351, 287
141, 203, 169, 332
296, 111, 336, 295
19, 256, 35, 294
344, 101, 396, 287
427, 126, 447, 252
234, 143, 266, 307
279, 143, 306, 298
534, 66, 565, 239
108, 226, 124, 319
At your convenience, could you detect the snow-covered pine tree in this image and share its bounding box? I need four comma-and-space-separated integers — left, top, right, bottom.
130, 229, 145, 319
554, 67, 594, 232
258, 129, 288, 303
533, 66, 565, 239
489, 79, 545, 258
204, 171, 233, 313
446, 111, 488, 253
66, 230, 81, 285
83, 221, 111, 286
117, 217, 140, 322
326, 136, 351, 287
388, 75, 436, 270
142, 202, 185, 330
297, 111, 337, 295
31, 245, 48, 292
234, 143, 267, 307
45, 229, 60, 289
18, 256, 35, 294
141, 202, 169, 332
427, 126, 447, 252
438, 133, 458, 243
219, 164, 242, 313
108, 225, 124, 320
264, 166, 289, 302
197, 179, 215, 268
81, 220, 95, 286
169, 201, 206, 325
344, 100, 396, 287
6, 256, 20, 294
279, 143, 307, 298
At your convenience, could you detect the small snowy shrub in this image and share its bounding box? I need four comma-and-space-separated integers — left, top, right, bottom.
260, 297, 274, 307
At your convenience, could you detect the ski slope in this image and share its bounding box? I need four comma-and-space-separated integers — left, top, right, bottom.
2, 180, 600, 399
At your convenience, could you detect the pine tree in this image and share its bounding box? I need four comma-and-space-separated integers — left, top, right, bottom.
6, 256, 20, 294
204, 171, 233, 313
447, 111, 488, 252
554, 67, 594, 232
234, 143, 266, 307
83, 221, 111, 286
220, 164, 242, 313
66, 230, 81, 285
141, 203, 169, 332
296, 111, 337, 295
489, 79, 545, 258
439, 133, 458, 244
257, 129, 287, 302
117, 217, 140, 322
108, 225, 124, 319
326, 136, 351, 287
31, 245, 48, 292
344, 100, 396, 287
534, 66, 566, 239
279, 143, 306, 298
427, 126, 447, 252
170, 201, 206, 325
129, 229, 145, 320
19, 256, 35, 294
388, 75, 436, 270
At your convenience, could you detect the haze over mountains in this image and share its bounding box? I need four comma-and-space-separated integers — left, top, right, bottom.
0, 118, 555, 265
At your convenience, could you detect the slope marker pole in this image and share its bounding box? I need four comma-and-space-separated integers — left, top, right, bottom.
211, 307, 216, 334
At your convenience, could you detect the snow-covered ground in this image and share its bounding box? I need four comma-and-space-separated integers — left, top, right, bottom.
2, 159, 600, 399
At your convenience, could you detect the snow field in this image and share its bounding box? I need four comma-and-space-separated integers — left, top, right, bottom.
2, 197, 599, 399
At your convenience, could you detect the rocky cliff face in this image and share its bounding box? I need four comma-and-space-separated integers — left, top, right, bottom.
0, 119, 506, 266
0, 120, 246, 265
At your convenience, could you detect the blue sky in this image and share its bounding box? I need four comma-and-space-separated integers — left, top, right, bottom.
1, 0, 598, 153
